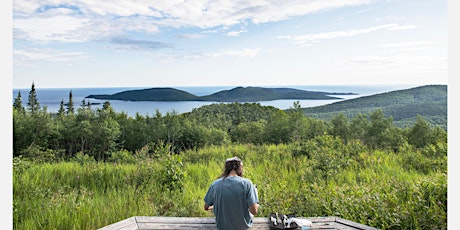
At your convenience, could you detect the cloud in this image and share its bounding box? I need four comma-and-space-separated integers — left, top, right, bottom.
337, 37, 446, 73
227, 30, 248, 37
206, 48, 261, 58
14, 14, 161, 43
175, 33, 206, 39
167, 48, 261, 60
14, 47, 88, 66
13, 0, 375, 43
278, 23, 417, 45
14, 15, 92, 43
110, 37, 173, 51
380, 41, 436, 53
14, 1, 163, 17
341, 55, 447, 72
386, 25, 418, 30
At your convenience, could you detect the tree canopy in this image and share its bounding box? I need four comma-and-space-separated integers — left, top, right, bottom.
13, 83, 447, 161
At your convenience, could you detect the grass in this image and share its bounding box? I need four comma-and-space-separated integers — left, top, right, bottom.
13, 141, 447, 229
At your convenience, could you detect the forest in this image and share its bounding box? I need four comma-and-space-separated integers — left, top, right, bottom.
301, 85, 447, 130
13, 83, 447, 229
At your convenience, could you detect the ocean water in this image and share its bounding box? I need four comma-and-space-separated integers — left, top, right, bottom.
12, 84, 420, 117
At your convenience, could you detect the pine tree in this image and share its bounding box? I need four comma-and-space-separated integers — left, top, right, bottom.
13, 91, 25, 113
102, 101, 111, 110
66, 90, 74, 115
81, 98, 87, 108
58, 99, 65, 116
27, 82, 40, 114
80, 98, 91, 109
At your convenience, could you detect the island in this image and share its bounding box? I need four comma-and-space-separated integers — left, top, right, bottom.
86, 86, 357, 102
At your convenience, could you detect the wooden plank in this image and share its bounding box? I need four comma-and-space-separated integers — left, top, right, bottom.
98, 217, 138, 230
100, 216, 377, 230
335, 217, 379, 230
136, 223, 271, 230
137, 223, 216, 230
304, 216, 379, 230
251, 218, 271, 229
132, 217, 268, 230
311, 221, 338, 230
135, 217, 270, 230
135, 216, 215, 224
135, 216, 270, 224
308, 216, 339, 223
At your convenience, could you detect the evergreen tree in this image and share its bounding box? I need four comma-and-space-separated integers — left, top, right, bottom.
290, 101, 302, 113
66, 90, 74, 115
102, 101, 111, 110
58, 99, 66, 116
27, 82, 40, 114
100, 101, 115, 116
13, 91, 25, 113
81, 98, 87, 108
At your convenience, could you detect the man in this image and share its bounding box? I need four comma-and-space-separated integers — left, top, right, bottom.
204, 156, 259, 230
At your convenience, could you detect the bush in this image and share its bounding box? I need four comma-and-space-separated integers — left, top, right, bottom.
72, 152, 95, 165
20, 143, 60, 163
107, 149, 136, 164
13, 156, 32, 174
159, 155, 186, 192
135, 141, 172, 159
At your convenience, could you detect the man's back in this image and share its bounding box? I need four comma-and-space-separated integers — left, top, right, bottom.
204, 176, 258, 230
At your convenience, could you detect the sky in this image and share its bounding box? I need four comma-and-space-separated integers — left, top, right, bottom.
2, 1, 460, 228
12, 0, 448, 89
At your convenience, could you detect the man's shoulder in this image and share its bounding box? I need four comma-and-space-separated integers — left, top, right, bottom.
236, 176, 253, 185
210, 178, 223, 185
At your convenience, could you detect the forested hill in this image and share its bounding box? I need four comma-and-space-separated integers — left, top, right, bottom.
87, 88, 199, 101
198, 87, 352, 102
301, 85, 447, 129
86, 86, 355, 102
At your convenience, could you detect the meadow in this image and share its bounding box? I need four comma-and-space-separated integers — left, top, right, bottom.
13, 86, 447, 229
13, 139, 447, 229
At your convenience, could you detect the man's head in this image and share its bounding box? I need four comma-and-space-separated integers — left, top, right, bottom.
222, 156, 243, 177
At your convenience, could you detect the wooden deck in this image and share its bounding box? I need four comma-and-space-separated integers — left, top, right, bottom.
99, 216, 379, 230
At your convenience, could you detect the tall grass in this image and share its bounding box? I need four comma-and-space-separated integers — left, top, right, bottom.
13, 140, 447, 229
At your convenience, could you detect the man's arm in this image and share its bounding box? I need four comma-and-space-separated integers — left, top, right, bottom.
248, 183, 259, 215
204, 204, 213, 211
248, 203, 259, 215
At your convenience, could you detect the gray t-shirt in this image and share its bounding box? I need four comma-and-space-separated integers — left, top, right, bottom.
204, 176, 259, 230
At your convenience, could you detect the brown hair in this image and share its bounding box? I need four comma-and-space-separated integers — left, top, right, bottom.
221, 156, 243, 178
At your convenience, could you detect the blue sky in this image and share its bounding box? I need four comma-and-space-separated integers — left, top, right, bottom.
2, 1, 459, 228
12, 0, 448, 88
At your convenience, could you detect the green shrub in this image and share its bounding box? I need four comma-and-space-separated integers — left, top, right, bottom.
159, 155, 186, 192
72, 152, 95, 165
107, 149, 136, 164
20, 143, 61, 163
